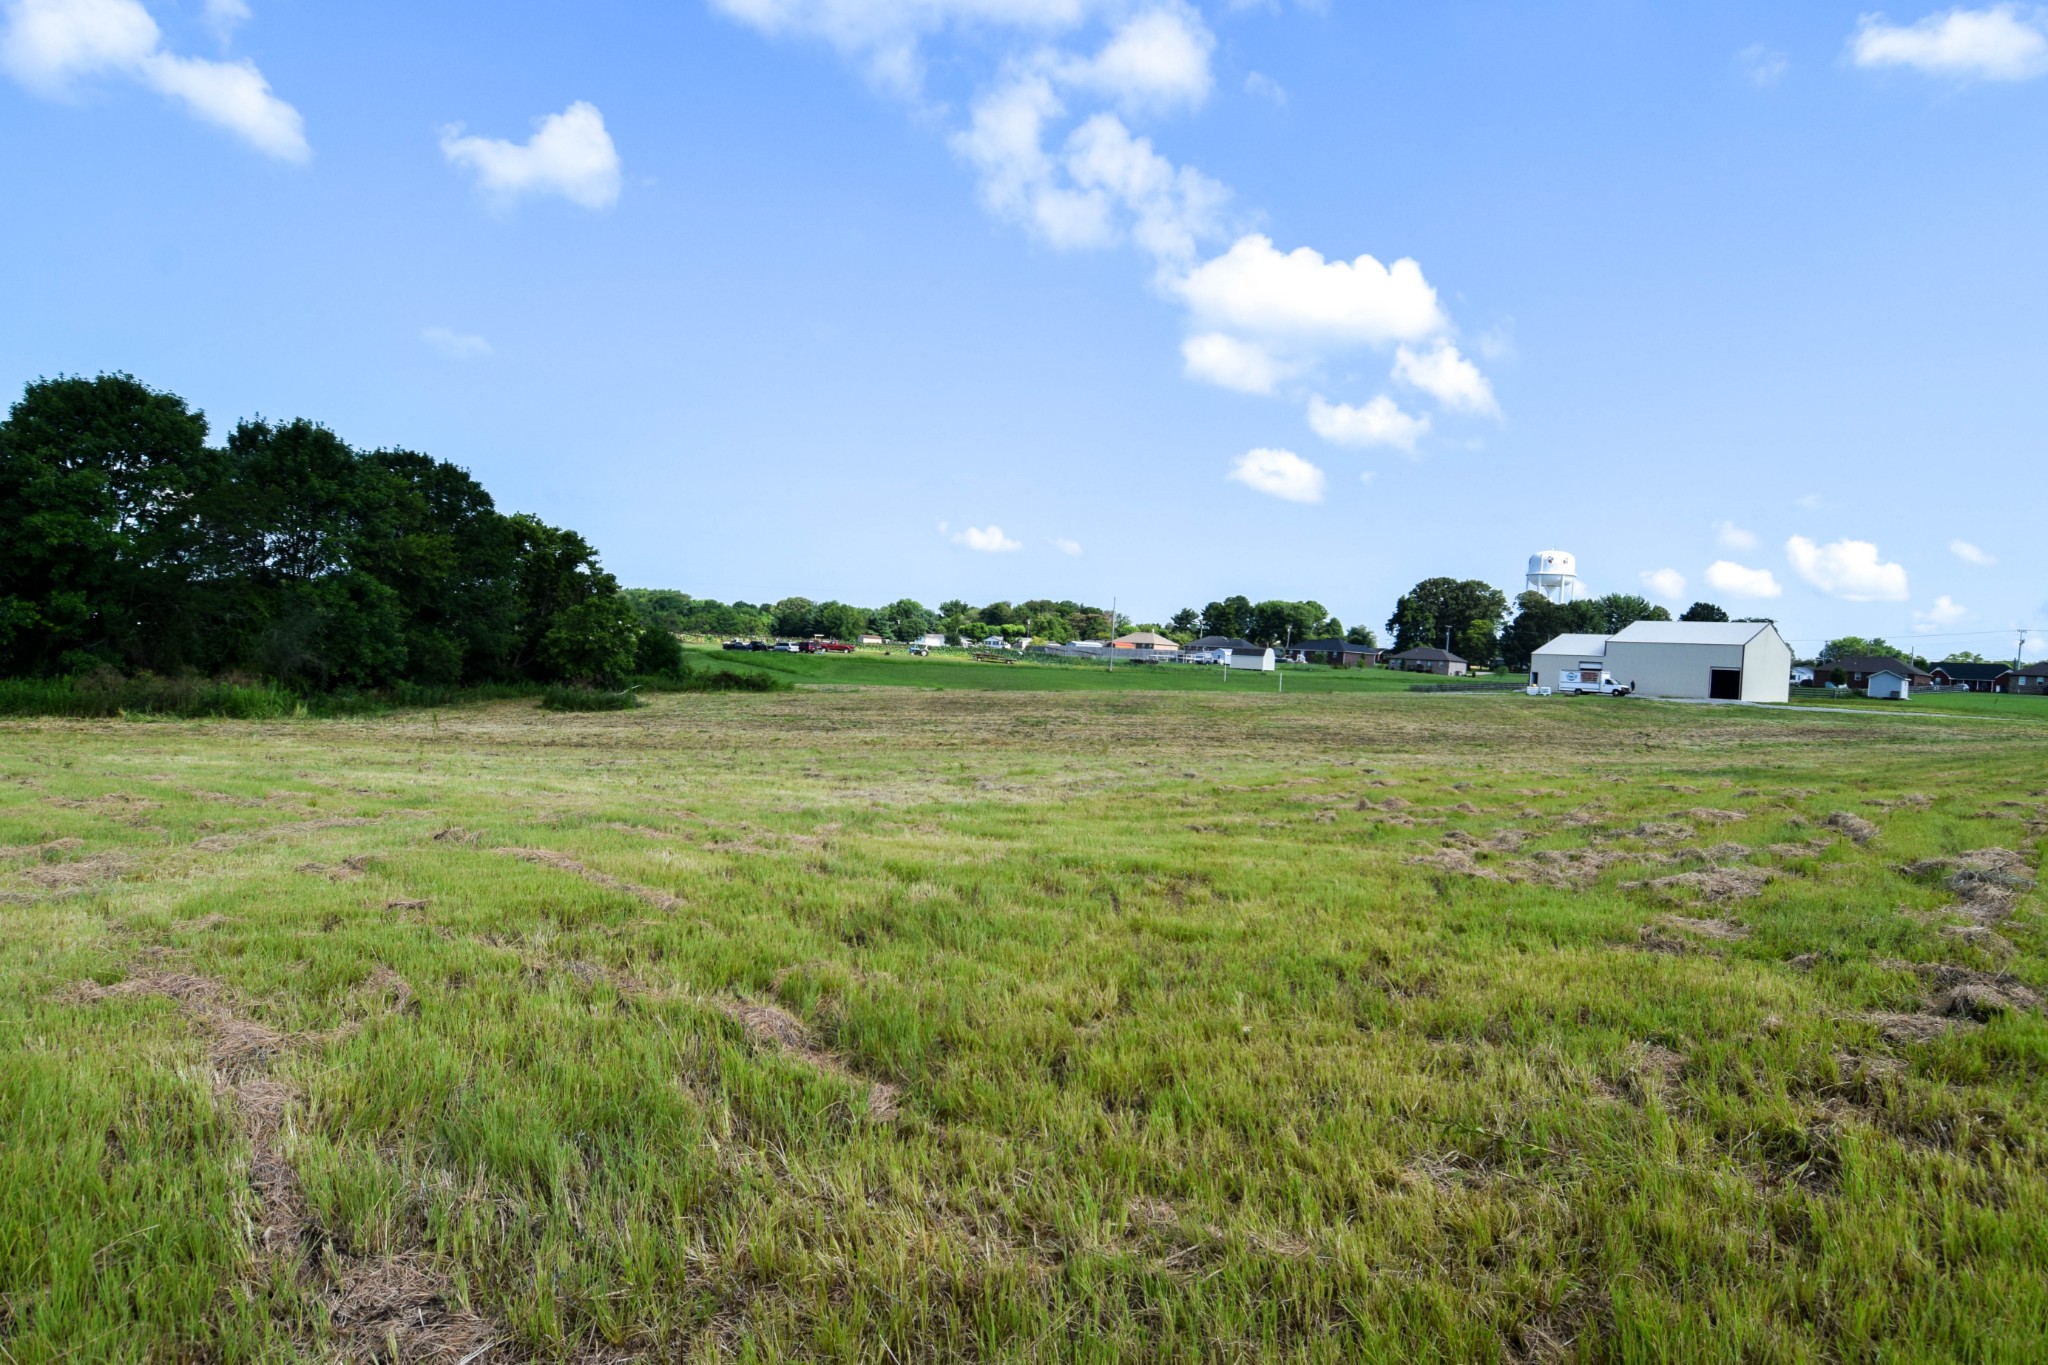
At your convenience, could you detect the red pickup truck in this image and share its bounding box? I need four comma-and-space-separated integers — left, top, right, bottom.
800, 641, 856, 654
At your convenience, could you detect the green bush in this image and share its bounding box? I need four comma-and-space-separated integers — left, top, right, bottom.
539, 685, 641, 712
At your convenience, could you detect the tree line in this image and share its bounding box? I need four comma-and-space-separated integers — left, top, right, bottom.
0, 375, 680, 690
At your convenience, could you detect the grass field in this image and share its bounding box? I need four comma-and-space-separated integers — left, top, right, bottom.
691, 646, 1458, 694
3, 689, 2045, 1362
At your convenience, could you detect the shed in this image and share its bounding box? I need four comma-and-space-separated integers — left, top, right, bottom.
1388, 647, 1468, 676
1603, 620, 1792, 702
1529, 633, 1615, 691
1226, 646, 1276, 672
1866, 669, 1911, 700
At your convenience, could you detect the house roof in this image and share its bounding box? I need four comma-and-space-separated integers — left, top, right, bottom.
1932, 661, 2013, 682
1296, 638, 1376, 652
1113, 631, 1178, 646
1866, 667, 1911, 681
1532, 633, 1612, 658
1189, 636, 1254, 650
2017, 662, 2048, 678
1609, 620, 1776, 646
1826, 656, 1925, 678
1391, 646, 1466, 662
1230, 644, 1274, 656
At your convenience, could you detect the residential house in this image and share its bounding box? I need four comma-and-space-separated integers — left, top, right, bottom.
2013, 664, 2048, 696
1930, 661, 2014, 693
1296, 638, 1382, 667
1389, 646, 1469, 676
1822, 656, 1932, 690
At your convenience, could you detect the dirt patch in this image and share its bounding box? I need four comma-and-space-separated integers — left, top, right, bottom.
1868, 794, 1932, 811
1939, 925, 2015, 960
324, 1254, 497, 1363
1883, 961, 2043, 1022
1627, 865, 1772, 903
1823, 812, 1880, 844
711, 996, 899, 1121
15, 850, 136, 891
1406, 848, 1505, 881
493, 846, 684, 911
0, 837, 85, 859
1635, 924, 1693, 955
1515, 848, 1672, 889
297, 854, 375, 882
1698, 842, 1752, 862
1661, 915, 1750, 942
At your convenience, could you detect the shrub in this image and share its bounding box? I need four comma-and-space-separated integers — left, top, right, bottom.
539, 685, 641, 712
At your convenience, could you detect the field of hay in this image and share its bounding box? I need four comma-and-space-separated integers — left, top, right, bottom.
4, 689, 2045, 1362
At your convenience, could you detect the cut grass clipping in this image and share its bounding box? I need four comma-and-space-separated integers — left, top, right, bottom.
538, 685, 642, 711
3, 687, 2045, 1361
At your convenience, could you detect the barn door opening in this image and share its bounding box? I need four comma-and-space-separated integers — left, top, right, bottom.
1709, 668, 1742, 700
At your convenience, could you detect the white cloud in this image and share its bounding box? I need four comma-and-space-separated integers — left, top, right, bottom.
709, 0, 1120, 94
421, 327, 492, 360
951, 80, 1223, 264
947, 523, 1022, 552
1056, 5, 1213, 111
1053, 537, 1082, 555
1227, 447, 1324, 503
1850, 5, 2048, 81
203, 0, 250, 37
1950, 538, 1996, 565
1181, 332, 1284, 393
441, 101, 622, 210
1306, 394, 1429, 452
1739, 43, 1788, 84
1913, 594, 1968, 629
1795, 492, 1824, 510
1641, 568, 1687, 601
1391, 341, 1498, 416
1786, 535, 1910, 601
1705, 560, 1784, 599
1714, 520, 1758, 551
1243, 70, 1285, 104
0, 0, 308, 159
1172, 234, 1448, 347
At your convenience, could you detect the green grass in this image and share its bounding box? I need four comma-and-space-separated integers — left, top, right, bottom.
2, 690, 2044, 1361
1783, 687, 2048, 719
695, 645, 1443, 694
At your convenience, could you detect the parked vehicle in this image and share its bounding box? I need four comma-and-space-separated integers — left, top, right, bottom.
1562, 676, 1632, 697
773, 642, 802, 653
821, 642, 855, 653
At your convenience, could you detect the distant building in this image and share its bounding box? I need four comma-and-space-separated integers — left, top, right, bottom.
1295, 638, 1382, 667
1111, 631, 1178, 652
1389, 647, 1469, 676
1866, 669, 1912, 700
2013, 663, 2048, 696
858, 633, 884, 646
1930, 661, 2014, 693
1530, 621, 1793, 702
1226, 646, 1276, 672
1824, 656, 1932, 690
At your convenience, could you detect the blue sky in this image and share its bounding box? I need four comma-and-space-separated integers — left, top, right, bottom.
3, 0, 2044, 656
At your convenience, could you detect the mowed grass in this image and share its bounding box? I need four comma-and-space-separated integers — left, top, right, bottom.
692, 645, 1437, 694
2, 690, 2045, 1362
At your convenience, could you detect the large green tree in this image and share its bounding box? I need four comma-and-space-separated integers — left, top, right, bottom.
0, 374, 218, 675
1680, 601, 1730, 623
1386, 578, 1509, 662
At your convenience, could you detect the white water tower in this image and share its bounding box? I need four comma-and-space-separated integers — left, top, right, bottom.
1526, 550, 1579, 603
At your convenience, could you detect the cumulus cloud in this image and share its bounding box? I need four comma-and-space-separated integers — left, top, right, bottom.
1053, 537, 1082, 555
0, 0, 308, 159
1850, 5, 2048, 81
1180, 332, 1284, 394
1705, 560, 1784, 599
1739, 43, 1788, 84
1391, 341, 1497, 416
1055, 4, 1213, 111
1714, 520, 1758, 551
709, 0, 1120, 94
1913, 594, 1968, 629
1641, 568, 1687, 601
1786, 535, 1910, 601
1306, 395, 1430, 452
946, 523, 1022, 552
1950, 538, 1996, 565
952, 79, 1224, 263
1172, 235, 1447, 347
421, 327, 492, 360
1227, 447, 1324, 503
441, 101, 622, 210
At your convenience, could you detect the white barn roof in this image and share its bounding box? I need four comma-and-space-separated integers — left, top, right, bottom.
1533, 633, 1612, 656
1610, 620, 1775, 646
